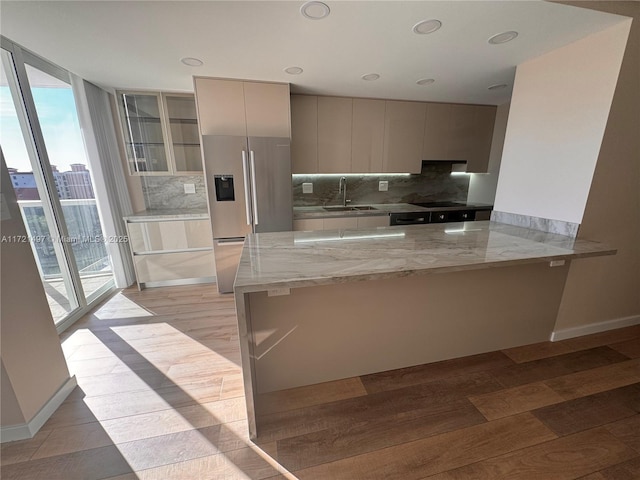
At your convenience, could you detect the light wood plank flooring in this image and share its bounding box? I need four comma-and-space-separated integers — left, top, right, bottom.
1, 284, 639, 479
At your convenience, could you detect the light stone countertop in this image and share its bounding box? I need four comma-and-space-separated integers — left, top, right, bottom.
234, 220, 615, 293
124, 208, 210, 222
293, 202, 493, 219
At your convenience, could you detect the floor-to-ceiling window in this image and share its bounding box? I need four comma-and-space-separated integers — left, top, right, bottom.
0, 38, 115, 327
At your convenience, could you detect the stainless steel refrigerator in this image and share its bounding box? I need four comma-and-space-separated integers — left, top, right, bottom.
201, 135, 292, 293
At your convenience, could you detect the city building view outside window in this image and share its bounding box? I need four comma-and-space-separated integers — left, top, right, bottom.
1, 44, 114, 325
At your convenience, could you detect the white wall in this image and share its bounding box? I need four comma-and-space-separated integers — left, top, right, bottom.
553, 1, 640, 333
493, 19, 631, 224
467, 101, 510, 205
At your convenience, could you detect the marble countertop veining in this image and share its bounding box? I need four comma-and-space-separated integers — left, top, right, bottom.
234, 221, 615, 293
124, 208, 210, 221
293, 202, 493, 219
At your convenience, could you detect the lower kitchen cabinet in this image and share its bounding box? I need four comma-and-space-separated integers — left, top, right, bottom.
322, 217, 358, 230
293, 215, 389, 231
133, 250, 215, 284
356, 215, 390, 228
125, 217, 215, 288
293, 218, 324, 231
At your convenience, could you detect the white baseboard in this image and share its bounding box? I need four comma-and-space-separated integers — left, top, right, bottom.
551, 315, 640, 342
0, 375, 77, 443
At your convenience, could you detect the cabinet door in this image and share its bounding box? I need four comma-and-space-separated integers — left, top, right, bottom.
117, 92, 171, 174
194, 77, 247, 136
291, 95, 318, 173
163, 94, 203, 173
466, 106, 496, 173
423, 103, 453, 160
356, 215, 389, 228
244, 81, 291, 138
134, 250, 215, 284
352, 98, 385, 173
127, 219, 213, 253
318, 97, 353, 173
383, 101, 426, 174
447, 104, 477, 162
323, 217, 358, 230
293, 218, 324, 231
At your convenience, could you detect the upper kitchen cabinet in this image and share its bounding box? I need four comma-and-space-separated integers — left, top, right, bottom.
318, 96, 353, 173
467, 105, 497, 173
193, 78, 246, 136
243, 82, 291, 137
117, 91, 203, 175
382, 100, 426, 174
117, 92, 171, 174
193, 77, 290, 138
351, 98, 385, 173
422, 103, 497, 173
290, 95, 496, 174
162, 93, 203, 173
423, 103, 452, 161
291, 95, 318, 174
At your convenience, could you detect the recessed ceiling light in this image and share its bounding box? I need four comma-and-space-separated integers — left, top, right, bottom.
488, 84, 508, 90
416, 78, 435, 86
284, 66, 304, 75
412, 19, 442, 35
361, 73, 380, 81
180, 57, 203, 67
300, 1, 330, 20
488, 31, 519, 45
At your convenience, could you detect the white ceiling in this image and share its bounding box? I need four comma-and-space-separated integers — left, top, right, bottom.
0, 1, 627, 105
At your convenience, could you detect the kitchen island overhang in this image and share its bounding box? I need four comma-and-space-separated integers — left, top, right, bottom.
233, 221, 616, 439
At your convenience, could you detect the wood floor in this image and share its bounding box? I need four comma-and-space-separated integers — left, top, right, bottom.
1, 284, 639, 479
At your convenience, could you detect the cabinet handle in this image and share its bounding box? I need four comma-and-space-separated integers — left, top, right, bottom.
250, 151, 259, 226
242, 151, 252, 226
396, 218, 425, 223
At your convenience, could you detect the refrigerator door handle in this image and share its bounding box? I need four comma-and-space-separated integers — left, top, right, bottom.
250, 150, 259, 226
241, 150, 252, 226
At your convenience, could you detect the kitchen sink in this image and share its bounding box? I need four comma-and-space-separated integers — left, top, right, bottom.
323, 205, 378, 212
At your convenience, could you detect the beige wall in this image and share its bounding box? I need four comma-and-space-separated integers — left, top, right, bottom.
1, 360, 24, 426
494, 17, 631, 224
555, 1, 640, 330
0, 156, 72, 426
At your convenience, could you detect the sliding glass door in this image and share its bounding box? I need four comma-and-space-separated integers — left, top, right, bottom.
0, 38, 114, 327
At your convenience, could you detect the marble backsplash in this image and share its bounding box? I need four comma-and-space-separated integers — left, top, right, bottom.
293, 162, 470, 207
140, 163, 468, 211
491, 211, 580, 238
141, 175, 208, 210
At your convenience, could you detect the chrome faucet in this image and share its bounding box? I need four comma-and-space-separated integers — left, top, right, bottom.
338, 176, 349, 207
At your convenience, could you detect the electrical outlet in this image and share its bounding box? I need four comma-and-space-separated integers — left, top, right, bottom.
379, 180, 389, 192
184, 183, 196, 194
302, 182, 313, 194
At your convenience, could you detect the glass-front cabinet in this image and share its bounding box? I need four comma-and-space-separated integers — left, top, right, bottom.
117, 91, 203, 175
163, 93, 202, 173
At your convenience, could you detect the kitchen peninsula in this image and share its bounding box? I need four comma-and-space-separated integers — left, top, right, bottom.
233, 221, 615, 438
